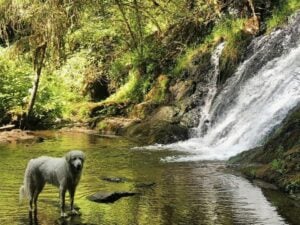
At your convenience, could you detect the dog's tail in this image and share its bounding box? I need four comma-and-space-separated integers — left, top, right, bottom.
19, 159, 33, 203
19, 185, 26, 203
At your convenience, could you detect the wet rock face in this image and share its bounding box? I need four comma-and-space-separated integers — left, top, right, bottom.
169, 80, 195, 102
244, 12, 300, 78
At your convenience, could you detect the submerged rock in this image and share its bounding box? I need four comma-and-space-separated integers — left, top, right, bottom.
134, 182, 156, 188
101, 177, 128, 183
87, 191, 137, 203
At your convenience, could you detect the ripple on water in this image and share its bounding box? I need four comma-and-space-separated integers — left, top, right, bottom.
0, 132, 294, 225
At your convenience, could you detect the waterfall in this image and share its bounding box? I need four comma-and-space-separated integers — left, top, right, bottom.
192, 42, 225, 137
139, 13, 300, 162
156, 12, 300, 161
164, 42, 300, 161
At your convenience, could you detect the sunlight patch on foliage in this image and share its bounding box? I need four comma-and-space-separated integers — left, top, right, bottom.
104, 69, 141, 103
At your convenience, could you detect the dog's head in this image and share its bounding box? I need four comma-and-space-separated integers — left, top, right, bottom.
65, 150, 85, 172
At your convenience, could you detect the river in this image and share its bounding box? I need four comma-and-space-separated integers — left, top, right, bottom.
0, 131, 298, 225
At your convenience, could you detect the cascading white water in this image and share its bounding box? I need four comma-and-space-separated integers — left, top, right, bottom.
163, 43, 300, 161
140, 30, 299, 162
192, 42, 225, 137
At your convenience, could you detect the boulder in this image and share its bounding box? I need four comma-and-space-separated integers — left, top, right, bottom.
122, 119, 188, 145
96, 117, 140, 135
169, 80, 195, 101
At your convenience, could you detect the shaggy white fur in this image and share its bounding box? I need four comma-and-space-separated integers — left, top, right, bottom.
19, 150, 85, 217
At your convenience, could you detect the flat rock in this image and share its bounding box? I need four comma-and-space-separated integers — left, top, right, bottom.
101, 177, 128, 183
87, 191, 137, 203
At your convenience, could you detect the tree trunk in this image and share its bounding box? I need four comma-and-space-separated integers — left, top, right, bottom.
115, 0, 138, 49
23, 42, 47, 128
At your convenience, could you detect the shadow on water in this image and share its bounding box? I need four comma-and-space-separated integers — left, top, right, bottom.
23, 210, 96, 225
0, 131, 299, 225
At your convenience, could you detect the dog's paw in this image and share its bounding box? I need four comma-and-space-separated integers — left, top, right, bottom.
70, 209, 81, 216
60, 212, 68, 218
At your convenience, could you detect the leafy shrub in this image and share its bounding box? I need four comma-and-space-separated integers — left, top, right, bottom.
0, 48, 32, 122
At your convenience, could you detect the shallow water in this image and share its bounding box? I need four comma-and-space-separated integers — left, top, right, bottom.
0, 131, 298, 225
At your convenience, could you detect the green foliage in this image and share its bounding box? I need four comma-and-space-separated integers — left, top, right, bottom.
104, 69, 149, 103
271, 159, 285, 174
173, 44, 211, 77
36, 51, 89, 122
0, 48, 32, 119
267, 0, 300, 31
0, 0, 299, 126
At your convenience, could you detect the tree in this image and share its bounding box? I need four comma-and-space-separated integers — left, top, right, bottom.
0, 0, 81, 128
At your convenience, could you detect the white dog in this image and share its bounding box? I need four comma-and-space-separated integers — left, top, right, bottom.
19, 150, 85, 217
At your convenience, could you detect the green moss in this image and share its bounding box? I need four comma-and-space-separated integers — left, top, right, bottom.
104, 70, 141, 103
241, 166, 257, 179
271, 159, 285, 174
97, 120, 108, 131
145, 75, 169, 104
267, 0, 300, 32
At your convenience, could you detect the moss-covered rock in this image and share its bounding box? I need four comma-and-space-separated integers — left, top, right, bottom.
122, 119, 188, 145
96, 117, 140, 135
169, 80, 195, 102
129, 101, 158, 120
145, 75, 169, 104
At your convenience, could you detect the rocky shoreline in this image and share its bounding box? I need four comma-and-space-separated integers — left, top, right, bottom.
0, 129, 44, 144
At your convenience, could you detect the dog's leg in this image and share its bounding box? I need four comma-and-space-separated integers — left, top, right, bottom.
29, 186, 35, 212
59, 186, 67, 217
69, 187, 79, 215
33, 183, 44, 213
29, 198, 33, 212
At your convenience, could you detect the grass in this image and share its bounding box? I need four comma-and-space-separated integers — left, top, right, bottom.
104, 69, 144, 103
267, 0, 300, 32
172, 17, 249, 83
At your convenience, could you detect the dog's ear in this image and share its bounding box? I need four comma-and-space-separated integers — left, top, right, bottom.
65, 152, 72, 163
81, 152, 86, 161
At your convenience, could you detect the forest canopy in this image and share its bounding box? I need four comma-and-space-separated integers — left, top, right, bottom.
0, 0, 299, 128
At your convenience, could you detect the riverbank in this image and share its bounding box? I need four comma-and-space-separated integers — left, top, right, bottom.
0, 129, 44, 144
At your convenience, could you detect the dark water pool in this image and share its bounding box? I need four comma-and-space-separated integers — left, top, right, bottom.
0, 131, 298, 225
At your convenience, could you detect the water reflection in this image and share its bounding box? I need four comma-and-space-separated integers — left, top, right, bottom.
0, 132, 296, 225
